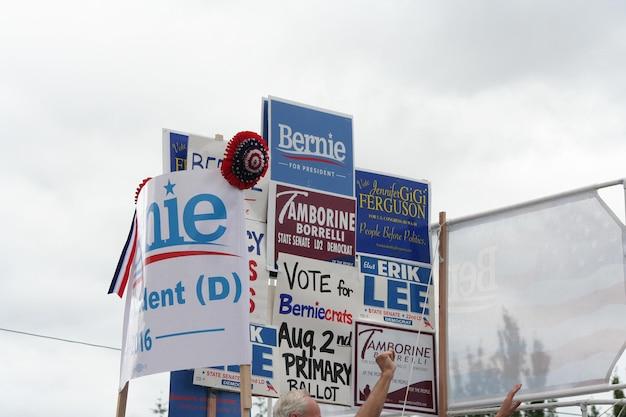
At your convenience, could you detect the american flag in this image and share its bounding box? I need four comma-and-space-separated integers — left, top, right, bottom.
107, 212, 138, 297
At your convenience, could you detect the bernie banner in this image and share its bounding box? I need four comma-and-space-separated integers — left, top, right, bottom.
267, 183, 356, 267
268, 96, 354, 197
119, 169, 250, 388
358, 255, 434, 332
355, 169, 430, 264
162, 128, 269, 222
193, 323, 279, 398
273, 254, 357, 405
354, 322, 437, 415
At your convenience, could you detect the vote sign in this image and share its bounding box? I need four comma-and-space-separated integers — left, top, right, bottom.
273, 254, 358, 405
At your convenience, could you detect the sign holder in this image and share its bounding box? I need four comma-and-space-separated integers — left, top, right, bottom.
437, 212, 448, 417
208, 389, 216, 417
240, 365, 252, 416
116, 382, 129, 417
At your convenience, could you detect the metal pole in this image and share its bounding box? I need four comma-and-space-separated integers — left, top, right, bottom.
431, 179, 625, 230
438, 212, 448, 417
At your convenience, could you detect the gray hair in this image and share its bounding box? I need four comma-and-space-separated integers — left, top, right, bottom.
273, 390, 310, 417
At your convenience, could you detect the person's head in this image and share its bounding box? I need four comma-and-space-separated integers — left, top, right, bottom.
273, 390, 321, 417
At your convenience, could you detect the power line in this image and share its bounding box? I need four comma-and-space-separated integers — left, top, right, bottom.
0, 327, 120, 351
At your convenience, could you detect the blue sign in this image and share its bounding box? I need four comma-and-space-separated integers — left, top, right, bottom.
169, 370, 244, 417
169, 370, 209, 417
269, 97, 354, 196
168, 131, 189, 172
355, 170, 430, 264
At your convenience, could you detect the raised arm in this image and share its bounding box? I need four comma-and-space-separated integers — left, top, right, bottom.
496, 384, 522, 417
355, 350, 397, 417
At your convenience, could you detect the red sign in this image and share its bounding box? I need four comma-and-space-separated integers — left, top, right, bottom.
273, 184, 355, 265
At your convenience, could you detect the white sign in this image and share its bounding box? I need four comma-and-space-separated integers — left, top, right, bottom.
162, 128, 269, 222
119, 169, 250, 388
246, 219, 271, 324
273, 254, 357, 405
354, 322, 437, 414
194, 324, 280, 398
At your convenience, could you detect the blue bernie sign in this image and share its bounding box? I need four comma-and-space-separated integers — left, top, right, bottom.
268, 97, 354, 196
355, 169, 430, 264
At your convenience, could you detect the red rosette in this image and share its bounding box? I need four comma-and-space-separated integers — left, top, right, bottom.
221, 131, 269, 189
134, 177, 152, 204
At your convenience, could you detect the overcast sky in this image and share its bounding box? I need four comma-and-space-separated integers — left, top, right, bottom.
1, 1, 625, 416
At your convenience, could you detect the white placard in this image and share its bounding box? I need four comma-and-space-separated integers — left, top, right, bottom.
273, 254, 357, 405
119, 169, 250, 388
193, 323, 280, 398
246, 219, 271, 324
162, 128, 269, 222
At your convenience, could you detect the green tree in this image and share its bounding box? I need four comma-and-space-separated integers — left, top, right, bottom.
152, 395, 167, 416
253, 396, 268, 417
613, 376, 624, 417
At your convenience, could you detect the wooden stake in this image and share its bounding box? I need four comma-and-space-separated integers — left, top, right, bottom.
116, 382, 129, 417
240, 364, 252, 417
208, 389, 217, 417
438, 212, 449, 417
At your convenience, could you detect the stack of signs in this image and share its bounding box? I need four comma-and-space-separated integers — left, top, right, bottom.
354, 169, 436, 414
162, 129, 276, 396
266, 96, 358, 405
119, 170, 251, 387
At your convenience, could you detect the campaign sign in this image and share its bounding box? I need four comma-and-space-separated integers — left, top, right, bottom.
119, 169, 250, 388
267, 183, 356, 266
162, 128, 269, 222
354, 322, 437, 414
193, 324, 280, 398
355, 170, 430, 264
247, 220, 271, 324
269, 97, 354, 196
170, 372, 245, 417
273, 254, 357, 405
169, 370, 209, 417
358, 255, 434, 332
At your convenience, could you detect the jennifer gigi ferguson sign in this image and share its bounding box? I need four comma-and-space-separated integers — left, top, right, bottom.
355, 170, 430, 264
268, 96, 354, 197
267, 183, 356, 266
273, 254, 357, 405
354, 322, 437, 414
119, 169, 250, 388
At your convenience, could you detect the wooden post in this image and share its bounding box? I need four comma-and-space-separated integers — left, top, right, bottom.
240, 364, 252, 417
208, 389, 217, 417
437, 212, 448, 417
116, 382, 129, 417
